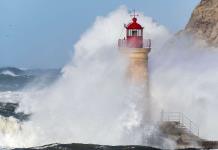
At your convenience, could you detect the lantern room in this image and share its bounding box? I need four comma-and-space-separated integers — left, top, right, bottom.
118, 12, 151, 49
125, 17, 143, 48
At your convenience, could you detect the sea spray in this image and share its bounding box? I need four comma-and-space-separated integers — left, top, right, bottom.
0, 6, 171, 147
150, 34, 218, 140
2, 5, 218, 149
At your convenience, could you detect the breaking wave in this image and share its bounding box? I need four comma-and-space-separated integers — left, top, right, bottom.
0, 6, 171, 148
0, 67, 60, 91
2, 5, 218, 149
0, 71, 19, 77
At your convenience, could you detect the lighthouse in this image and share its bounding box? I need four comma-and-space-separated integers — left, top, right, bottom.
118, 12, 151, 122
118, 12, 151, 85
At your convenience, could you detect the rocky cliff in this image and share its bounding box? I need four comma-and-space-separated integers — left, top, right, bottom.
184, 0, 218, 47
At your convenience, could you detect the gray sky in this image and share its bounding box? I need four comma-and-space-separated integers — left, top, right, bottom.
0, 0, 200, 69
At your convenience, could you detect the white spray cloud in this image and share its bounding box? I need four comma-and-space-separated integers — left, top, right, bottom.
150, 35, 218, 140
0, 6, 172, 148
11, 5, 218, 147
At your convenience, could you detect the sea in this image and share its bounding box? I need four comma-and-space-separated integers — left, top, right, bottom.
0, 68, 162, 150
0, 67, 61, 149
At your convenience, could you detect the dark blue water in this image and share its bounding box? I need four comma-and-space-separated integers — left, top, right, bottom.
0, 67, 61, 91
0, 67, 61, 121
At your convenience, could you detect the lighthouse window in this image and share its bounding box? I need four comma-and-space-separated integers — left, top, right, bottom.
128, 30, 131, 36
128, 29, 132, 36
132, 30, 137, 36
127, 29, 142, 36
138, 30, 142, 36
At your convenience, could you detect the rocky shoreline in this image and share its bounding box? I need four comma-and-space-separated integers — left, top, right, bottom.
12, 143, 199, 150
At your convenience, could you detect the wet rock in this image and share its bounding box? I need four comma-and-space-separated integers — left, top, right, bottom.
11, 143, 201, 150
0, 102, 30, 121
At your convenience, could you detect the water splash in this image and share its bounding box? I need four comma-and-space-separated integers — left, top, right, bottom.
0, 6, 171, 148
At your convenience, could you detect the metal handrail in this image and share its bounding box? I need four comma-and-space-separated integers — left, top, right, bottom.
118, 39, 151, 48
161, 111, 199, 137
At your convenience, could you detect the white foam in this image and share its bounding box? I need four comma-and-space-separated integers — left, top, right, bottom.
0, 71, 18, 77
0, 6, 172, 148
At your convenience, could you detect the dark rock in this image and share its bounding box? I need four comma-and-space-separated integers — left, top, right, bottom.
11, 143, 202, 150
12, 143, 160, 150
0, 102, 30, 121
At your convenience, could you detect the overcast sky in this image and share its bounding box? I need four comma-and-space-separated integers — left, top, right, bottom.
0, 0, 200, 69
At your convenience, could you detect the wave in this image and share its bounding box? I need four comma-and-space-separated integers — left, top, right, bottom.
0, 67, 25, 76
0, 71, 19, 77
0, 116, 22, 135
0, 67, 61, 91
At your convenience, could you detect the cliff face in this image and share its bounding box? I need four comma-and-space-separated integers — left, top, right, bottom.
184, 0, 218, 46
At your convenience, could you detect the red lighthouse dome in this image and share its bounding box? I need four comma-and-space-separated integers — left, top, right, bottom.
126, 17, 143, 30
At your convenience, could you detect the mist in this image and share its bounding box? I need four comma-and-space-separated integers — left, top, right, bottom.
150, 35, 218, 140
1, 5, 218, 148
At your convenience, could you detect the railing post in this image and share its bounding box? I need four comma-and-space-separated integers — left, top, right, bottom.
148, 39, 151, 48
190, 121, 192, 134
181, 113, 183, 125
178, 112, 181, 124
161, 110, 164, 122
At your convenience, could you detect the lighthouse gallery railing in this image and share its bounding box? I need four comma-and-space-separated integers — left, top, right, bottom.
118, 39, 151, 48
